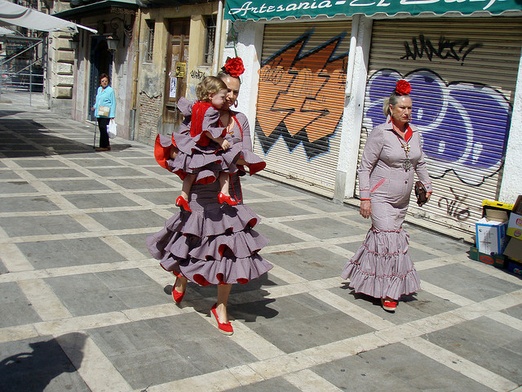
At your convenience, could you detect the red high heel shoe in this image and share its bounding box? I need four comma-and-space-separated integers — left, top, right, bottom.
172, 277, 185, 304
210, 303, 234, 335
175, 196, 192, 212
381, 298, 398, 312
217, 192, 238, 206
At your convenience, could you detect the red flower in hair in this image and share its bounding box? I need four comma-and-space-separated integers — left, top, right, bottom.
395, 79, 411, 95
223, 57, 245, 78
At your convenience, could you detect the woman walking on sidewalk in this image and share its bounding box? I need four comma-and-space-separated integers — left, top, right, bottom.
92, 73, 116, 152
341, 79, 432, 312
147, 57, 271, 335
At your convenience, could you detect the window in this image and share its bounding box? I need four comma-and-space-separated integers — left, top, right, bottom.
145, 20, 155, 63
204, 16, 216, 65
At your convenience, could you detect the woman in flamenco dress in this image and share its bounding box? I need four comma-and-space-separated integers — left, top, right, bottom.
147, 57, 271, 335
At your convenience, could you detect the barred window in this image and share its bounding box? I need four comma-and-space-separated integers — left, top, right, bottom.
145, 20, 155, 63
204, 17, 216, 65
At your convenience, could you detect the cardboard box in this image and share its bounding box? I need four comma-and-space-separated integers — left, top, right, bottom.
469, 246, 506, 268
504, 237, 522, 262
475, 218, 508, 254
482, 199, 513, 222
507, 212, 522, 239
512, 195, 522, 215
506, 260, 522, 277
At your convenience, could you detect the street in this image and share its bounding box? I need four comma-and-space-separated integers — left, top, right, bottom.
0, 92, 521, 392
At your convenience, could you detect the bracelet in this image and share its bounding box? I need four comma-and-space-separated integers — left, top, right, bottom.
360, 198, 371, 201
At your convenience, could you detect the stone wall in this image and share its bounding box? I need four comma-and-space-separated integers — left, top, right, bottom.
137, 91, 162, 142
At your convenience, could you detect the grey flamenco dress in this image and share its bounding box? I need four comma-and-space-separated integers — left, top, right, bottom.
341, 121, 432, 300
147, 101, 272, 286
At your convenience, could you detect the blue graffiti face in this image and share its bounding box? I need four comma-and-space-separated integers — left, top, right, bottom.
364, 69, 511, 185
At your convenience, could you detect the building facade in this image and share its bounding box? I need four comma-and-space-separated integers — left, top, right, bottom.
224, 1, 522, 240
133, 1, 226, 143
54, 0, 227, 143
52, 0, 522, 240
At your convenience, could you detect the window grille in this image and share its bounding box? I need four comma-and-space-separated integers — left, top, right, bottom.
145, 20, 155, 63
204, 17, 216, 65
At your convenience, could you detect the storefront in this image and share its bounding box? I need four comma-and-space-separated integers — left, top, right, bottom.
225, 0, 522, 239
254, 21, 351, 192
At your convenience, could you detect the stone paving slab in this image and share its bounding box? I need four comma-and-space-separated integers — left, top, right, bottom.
312, 343, 496, 391
0, 96, 521, 391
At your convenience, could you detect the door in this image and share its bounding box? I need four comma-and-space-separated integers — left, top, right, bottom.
164, 18, 190, 128
88, 36, 113, 121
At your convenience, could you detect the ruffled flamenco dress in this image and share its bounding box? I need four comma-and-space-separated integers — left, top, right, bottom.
147, 99, 272, 286
340, 225, 421, 301
340, 181, 421, 301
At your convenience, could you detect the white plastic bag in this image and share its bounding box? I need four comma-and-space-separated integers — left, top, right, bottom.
107, 119, 117, 139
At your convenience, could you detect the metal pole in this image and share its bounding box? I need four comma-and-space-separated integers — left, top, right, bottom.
29, 64, 32, 106
93, 122, 97, 149
0, 61, 3, 101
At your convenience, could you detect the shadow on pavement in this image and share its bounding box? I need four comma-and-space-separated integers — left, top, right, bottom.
0, 332, 88, 391
0, 112, 132, 157
161, 272, 279, 322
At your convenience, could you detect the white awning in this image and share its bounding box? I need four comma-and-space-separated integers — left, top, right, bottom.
0, 25, 15, 35
0, 0, 97, 34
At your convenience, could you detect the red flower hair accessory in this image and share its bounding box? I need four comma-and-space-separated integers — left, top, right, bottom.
395, 79, 411, 95
223, 57, 245, 78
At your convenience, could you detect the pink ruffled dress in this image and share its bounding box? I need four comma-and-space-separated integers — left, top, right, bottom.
147, 100, 271, 286
341, 121, 432, 300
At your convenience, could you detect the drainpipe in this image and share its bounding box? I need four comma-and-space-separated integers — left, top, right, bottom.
130, 9, 142, 140
212, 0, 223, 75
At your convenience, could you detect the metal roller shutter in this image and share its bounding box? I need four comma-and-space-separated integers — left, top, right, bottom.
356, 17, 522, 237
254, 21, 351, 194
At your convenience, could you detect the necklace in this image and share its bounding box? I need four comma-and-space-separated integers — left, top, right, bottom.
219, 113, 234, 135
394, 132, 412, 172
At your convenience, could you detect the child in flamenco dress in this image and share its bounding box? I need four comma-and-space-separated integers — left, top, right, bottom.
173, 76, 243, 212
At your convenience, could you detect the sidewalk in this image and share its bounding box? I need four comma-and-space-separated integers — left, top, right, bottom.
0, 94, 521, 392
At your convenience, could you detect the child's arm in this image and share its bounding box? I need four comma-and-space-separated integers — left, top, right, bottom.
199, 106, 230, 149
203, 131, 230, 150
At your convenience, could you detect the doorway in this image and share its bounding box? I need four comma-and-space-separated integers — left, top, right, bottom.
88, 36, 113, 121
164, 18, 190, 129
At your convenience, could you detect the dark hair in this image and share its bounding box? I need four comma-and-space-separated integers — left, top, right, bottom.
99, 73, 110, 84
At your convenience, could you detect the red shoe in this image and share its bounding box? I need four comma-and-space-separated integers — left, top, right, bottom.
217, 192, 238, 206
210, 303, 234, 335
171, 278, 185, 304
381, 298, 398, 312
175, 196, 192, 212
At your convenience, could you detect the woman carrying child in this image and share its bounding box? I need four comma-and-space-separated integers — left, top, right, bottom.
148, 57, 270, 335
173, 76, 242, 212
